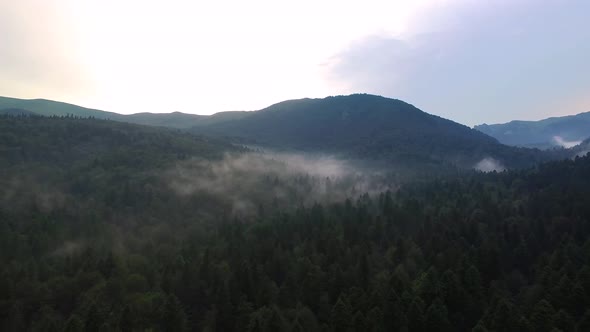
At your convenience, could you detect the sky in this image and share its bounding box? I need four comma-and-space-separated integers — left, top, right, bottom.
1, 0, 589, 126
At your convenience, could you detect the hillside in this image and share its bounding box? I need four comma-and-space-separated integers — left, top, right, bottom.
0, 96, 122, 119
124, 111, 207, 128
0, 115, 236, 170
125, 110, 253, 129
191, 94, 556, 169
2, 115, 590, 331
572, 138, 590, 158
0, 96, 208, 128
475, 111, 590, 149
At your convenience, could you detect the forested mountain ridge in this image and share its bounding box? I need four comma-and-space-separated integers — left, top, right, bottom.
190, 94, 561, 170
4, 94, 567, 172
0, 96, 209, 129
1, 116, 590, 331
0, 115, 236, 167
475, 111, 590, 149
0, 96, 123, 119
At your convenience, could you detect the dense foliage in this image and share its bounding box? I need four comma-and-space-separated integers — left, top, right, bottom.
1, 116, 590, 331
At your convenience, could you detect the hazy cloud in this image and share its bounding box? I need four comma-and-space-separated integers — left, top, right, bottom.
553, 136, 582, 149
475, 157, 505, 173
325, 1, 590, 126
166, 152, 391, 218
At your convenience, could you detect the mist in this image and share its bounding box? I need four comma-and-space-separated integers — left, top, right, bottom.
165, 152, 393, 218
0, 175, 68, 213
553, 136, 582, 149
574, 140, 590, 158
474, 157, 506, 173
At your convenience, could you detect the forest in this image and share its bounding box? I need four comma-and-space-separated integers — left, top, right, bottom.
1, 116, 590, 331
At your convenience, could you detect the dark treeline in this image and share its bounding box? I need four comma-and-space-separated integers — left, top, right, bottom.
1, 117, 590, 331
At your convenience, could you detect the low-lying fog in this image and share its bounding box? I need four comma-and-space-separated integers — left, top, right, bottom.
166, 152, 394, 218
474, 157, 506, 173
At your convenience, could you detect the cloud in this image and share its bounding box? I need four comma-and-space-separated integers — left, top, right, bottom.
553, 136, 582, 149
475, 157, 505, 173
324, 1, 590, 126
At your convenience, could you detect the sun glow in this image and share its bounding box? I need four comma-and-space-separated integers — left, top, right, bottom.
53, 0, 432, 114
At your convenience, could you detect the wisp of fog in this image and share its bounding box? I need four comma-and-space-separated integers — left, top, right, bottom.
166, 152, 392, 218
474, 157, 506, 173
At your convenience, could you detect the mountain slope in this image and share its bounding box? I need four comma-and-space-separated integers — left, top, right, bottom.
1, 94, 568, 171
0, 116, 236, 170
0, 96, 209, 128
571, 138, 590, 158
475, 111, 590, 149
191, 94, 554, 169
124, 111, 207, 128
0, 96, 122, 119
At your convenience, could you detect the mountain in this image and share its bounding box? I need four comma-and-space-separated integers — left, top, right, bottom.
474, 111, 590, 149
0, 96, 208, 128
124, 111, 206, 128
1, 94, 571, 171
125, 110, 252, 129
191, 94, 556, 169
0, 96, 122, 119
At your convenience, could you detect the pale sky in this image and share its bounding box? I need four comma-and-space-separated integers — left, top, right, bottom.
1, 0, 589, 125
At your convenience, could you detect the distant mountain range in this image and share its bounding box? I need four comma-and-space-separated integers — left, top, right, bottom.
0, 96, 256, 129
0, 96, 122, 119
475, 111, 590, 149
1, 94, 573, 171
0, 96, 207, 128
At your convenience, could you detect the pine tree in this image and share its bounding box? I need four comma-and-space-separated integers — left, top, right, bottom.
352, 311, 366, 332
578, 310, 590, 332
553, 309, 574, 332
366, 306, 385, 332
425, 297, 450, 332
471, 320, 488, 332
63, 315, 84, 332
163, 295, 188, 332
384, 288, 407, 331
119, 305, 134, 332
530, 299, 556, 332
407, 297, 425, 332
85, 304, 103, 332
330, 296, 352, 332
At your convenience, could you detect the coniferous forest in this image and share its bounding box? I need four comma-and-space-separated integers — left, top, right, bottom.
1, 116, 590, 332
